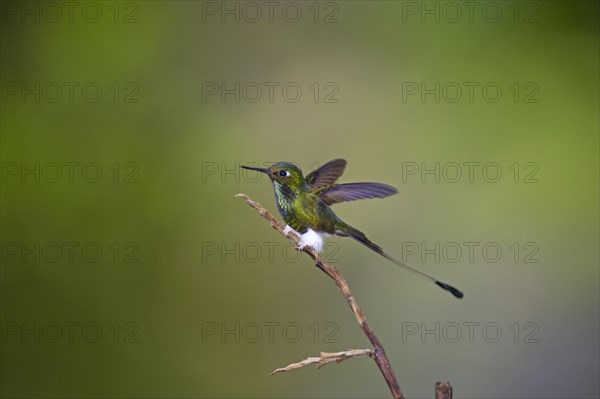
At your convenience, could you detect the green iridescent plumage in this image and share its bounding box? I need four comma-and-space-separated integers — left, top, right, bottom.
240, 159, 463, 299
242, 159, 397, 235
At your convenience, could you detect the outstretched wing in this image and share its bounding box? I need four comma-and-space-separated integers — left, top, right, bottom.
305, 159, 347, 188
320, 183, 398, 205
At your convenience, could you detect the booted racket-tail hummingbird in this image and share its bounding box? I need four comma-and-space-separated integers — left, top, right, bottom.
241, 159, 463, 299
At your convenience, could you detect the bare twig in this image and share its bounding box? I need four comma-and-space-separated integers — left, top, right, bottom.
435, 381, 453, 399
270, 349, 373, 375
235, 193, 404, 399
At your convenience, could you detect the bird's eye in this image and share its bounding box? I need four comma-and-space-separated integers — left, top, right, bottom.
279, 170, 289, 177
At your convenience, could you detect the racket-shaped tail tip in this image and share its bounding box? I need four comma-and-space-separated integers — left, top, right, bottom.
435, 281, 464, 299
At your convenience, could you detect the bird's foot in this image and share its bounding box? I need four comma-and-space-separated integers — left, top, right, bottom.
283, 225, 301, 238
297, 229, 325, 253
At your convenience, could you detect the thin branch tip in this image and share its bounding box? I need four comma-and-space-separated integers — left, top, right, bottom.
435, 381, 453, 399
271, 349, 373, 375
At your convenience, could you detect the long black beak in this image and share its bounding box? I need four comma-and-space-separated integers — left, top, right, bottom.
240, 165, 269, 174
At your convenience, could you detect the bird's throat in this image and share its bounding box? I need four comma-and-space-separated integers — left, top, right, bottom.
272, 181, 297, 219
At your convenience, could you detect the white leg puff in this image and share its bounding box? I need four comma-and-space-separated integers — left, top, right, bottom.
283, 225, 300, 238
298, 228, 325, 253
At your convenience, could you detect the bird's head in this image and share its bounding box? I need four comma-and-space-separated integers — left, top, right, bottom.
241, 162, 305, 189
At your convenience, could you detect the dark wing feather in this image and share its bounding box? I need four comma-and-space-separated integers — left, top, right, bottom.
305, 159, 347, 188
320, 183, 398, 205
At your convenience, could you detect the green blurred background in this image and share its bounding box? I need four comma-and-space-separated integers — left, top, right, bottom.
1, 1, 598, 398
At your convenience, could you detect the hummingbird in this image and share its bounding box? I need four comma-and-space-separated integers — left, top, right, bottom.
240, 159, 463, 299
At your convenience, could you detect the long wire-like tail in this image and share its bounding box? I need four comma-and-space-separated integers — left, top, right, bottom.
338, 226, 464, 299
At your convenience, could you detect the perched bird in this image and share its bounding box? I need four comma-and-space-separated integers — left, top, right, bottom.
241, 159, 463, 298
